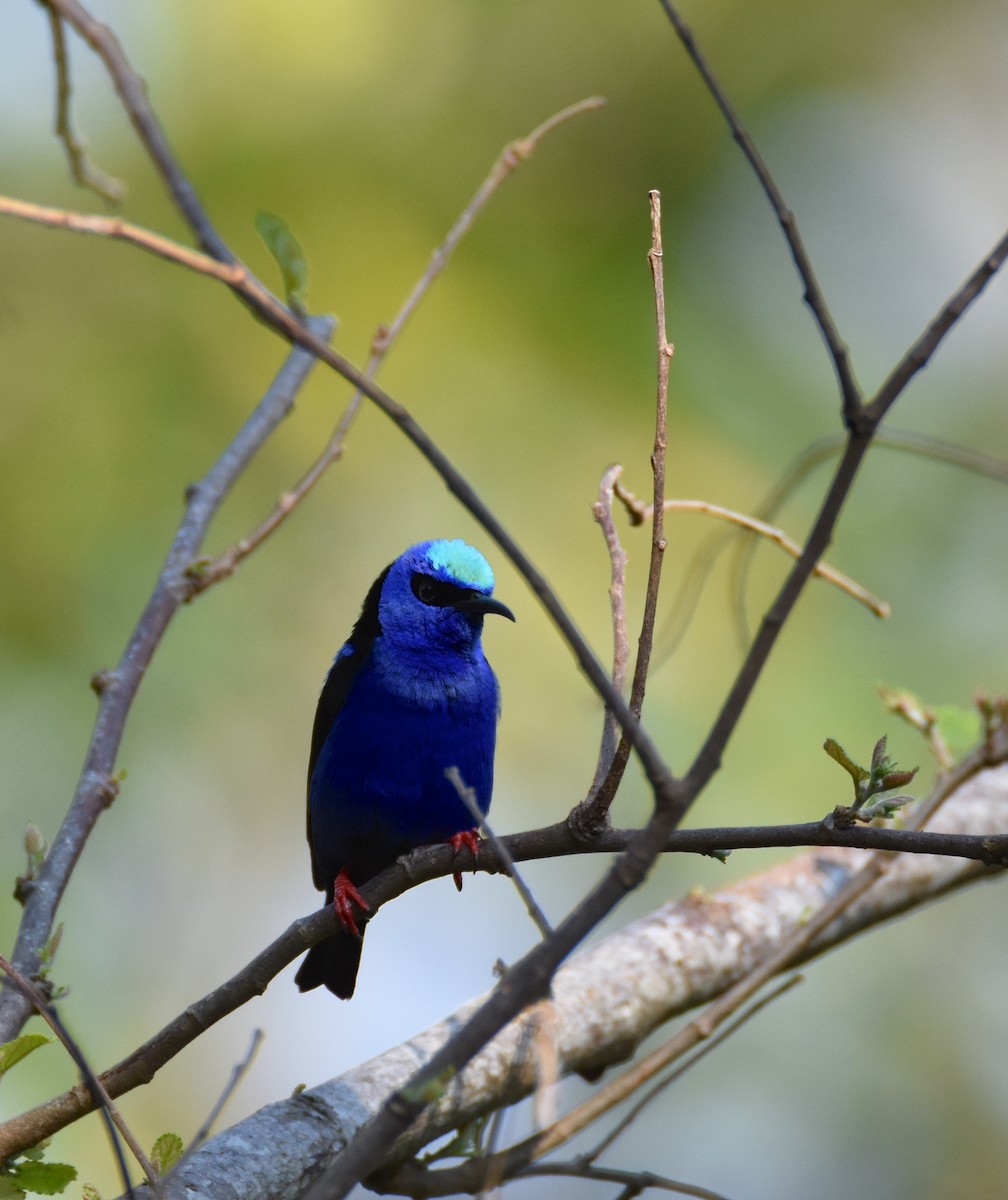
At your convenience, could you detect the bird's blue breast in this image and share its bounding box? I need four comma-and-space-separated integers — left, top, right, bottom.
308, 646, 500, 886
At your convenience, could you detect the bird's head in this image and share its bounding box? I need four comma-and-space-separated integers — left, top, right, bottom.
378, 539, 515, 657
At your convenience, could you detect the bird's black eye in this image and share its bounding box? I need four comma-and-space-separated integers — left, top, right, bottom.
411, 573, 467, 607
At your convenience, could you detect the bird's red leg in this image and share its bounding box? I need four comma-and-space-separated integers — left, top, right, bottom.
332, 869, 370, 938
449, 827, 481, 891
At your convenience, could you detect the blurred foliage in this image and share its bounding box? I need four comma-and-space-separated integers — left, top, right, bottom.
1, 1, 1007, 1197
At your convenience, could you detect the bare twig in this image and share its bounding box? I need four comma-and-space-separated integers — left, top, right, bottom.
586, 464, 631, 803
445, 767, 553, 938
584, 976, 802, 1163
656, 0, 862, 424
634, 191, 673, 732
615, 484, 890, 620
656, 428, 1008, 658
518, 1160, 734, 1200
0, 195, 245, 279
0, 955, 143, 1197
187, 1028, 264, 1154
866, 225, 1008, 424
571, 193, 673, 832
47, 0, 232, 259
41, 4, 125, 204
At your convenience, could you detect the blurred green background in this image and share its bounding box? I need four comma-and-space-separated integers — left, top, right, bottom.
2, 1, 1007, 1196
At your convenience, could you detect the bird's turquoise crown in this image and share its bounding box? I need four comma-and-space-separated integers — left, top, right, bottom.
427, 539, 495, 592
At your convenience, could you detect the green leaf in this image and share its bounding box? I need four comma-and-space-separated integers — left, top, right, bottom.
0, 1035, 51, 1077
255, 211, 309, 313
150, 1132, 184, 1176
6, 1161, 76, 1196
80, 1185, 103, 1200
823, 738, 867, 785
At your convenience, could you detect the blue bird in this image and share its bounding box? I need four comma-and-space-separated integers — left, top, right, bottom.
295, 538, 515, 999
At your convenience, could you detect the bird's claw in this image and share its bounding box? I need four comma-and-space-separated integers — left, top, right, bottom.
449, 827, 481, 892
333, 869, 370, 938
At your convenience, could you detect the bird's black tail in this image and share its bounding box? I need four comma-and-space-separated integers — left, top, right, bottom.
295, 930, 364, 1000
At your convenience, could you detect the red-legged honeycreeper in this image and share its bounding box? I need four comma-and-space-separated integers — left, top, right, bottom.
295, 539, 515, 999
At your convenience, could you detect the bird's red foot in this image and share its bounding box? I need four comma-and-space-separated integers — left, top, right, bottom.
332, 869, 370, 938
449, 827, 481, 892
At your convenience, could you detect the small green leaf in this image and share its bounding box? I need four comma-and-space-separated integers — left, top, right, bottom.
255, 211, 309, 313
0, 1035, 51, 1077
81, 1185, 103, 1200
6, 1161, 76, 1196
823, 738, 867, 784
150, 1132, 184, 1176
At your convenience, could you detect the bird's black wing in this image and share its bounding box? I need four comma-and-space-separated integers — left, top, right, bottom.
306, 563, 391, 890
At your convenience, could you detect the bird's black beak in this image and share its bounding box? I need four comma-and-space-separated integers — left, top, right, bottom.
452, 593, 516, 622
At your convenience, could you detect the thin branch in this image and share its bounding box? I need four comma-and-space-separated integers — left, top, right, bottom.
586, 464, 632, 798
584, 976, 802, 1164
0, 195, 245, 279
615, 485, 890, 620
866, 224, 1008, 423
655, 0, 862, 424
571, 193, 673, 832
0, 955, 141, 1198
187, 1028, 264, 1155
518, 1161, 734, 1200
632, 191, 673, 734
656, 428, 1008, 659
47, 0, 232, 260
446, 767, 553, 939
41, 4, 125, 204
